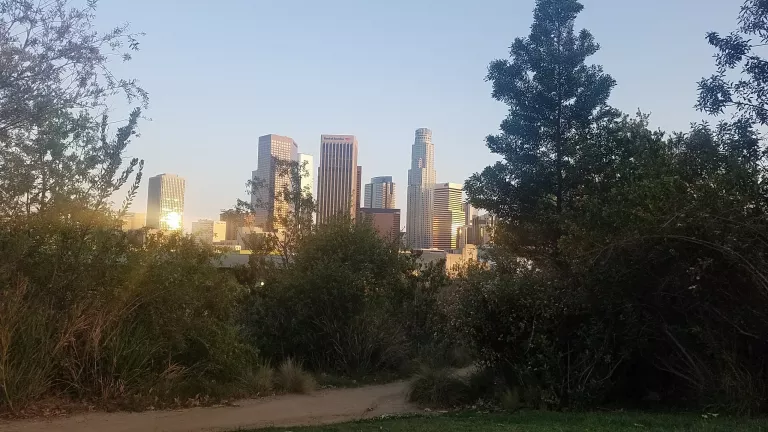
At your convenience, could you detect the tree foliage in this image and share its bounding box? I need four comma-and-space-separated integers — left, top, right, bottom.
697, 0, 768, 125
465, 0, 617, 266
455, 0, 768, 413
0, 0, 147, 217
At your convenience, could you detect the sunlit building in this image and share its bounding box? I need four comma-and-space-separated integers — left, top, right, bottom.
120, 212, 146, 231
432, 183, 464, 251
406, 128, 436, 248
317, 134, 358, 224
364, 176, 396, 209
251, 134, 299, 231
191, 219, 227, 244
146, 173, 185, 231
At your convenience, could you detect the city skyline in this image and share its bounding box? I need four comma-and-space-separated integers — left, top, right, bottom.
103, 0, 739, 231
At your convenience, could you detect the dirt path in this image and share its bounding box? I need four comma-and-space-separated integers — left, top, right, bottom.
0, 381, 417, 432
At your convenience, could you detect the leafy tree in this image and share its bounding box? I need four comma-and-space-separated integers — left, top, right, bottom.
0, 0, 148, 218
465, 0, 616, 266
233, 158, 314, 270
697, 0, 768, 126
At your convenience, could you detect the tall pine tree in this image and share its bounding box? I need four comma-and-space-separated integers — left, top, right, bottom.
465, 0, 616, 265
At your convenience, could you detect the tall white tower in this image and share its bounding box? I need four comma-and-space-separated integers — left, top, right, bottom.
406, 128, 436, 249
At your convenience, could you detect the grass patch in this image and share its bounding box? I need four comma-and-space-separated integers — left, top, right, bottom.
249, 411, 768, 431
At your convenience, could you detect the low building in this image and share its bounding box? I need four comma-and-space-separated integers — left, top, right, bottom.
412, 244, 479, 277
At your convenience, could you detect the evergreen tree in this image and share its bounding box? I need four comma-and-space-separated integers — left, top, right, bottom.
465, 0, 616, 265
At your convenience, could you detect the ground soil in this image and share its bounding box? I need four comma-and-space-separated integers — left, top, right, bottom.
0, 381, 417, 432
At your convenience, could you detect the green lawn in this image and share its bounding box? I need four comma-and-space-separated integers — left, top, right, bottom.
253, 411, 767, 432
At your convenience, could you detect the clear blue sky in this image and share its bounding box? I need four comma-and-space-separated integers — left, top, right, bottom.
99, 0, 741, 230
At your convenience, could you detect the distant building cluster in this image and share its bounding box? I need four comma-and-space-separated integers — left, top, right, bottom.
120, 128, 493, 273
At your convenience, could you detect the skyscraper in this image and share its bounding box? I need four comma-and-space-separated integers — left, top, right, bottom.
146, 173, 185, 231
463, 202, 477, 226
317, 134, 358, 224
364, 176, 396, 209
297, 153, 314, 197
432, 183, 465, 251
251, 134, 299, 230
406, 128, 436, 249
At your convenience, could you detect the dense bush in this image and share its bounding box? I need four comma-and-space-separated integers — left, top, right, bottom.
0, 213, 254, 410
241, 217, 447, 377
455, 118, 768, 413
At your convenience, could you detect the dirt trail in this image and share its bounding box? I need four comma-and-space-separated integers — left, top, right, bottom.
0, 381, 416, 432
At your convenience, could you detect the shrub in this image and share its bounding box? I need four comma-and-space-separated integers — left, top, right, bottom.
275, 359, 315, 394
242, 217, 445, 377
408, 367, 473, 408
240, 362, 275, 396
0, 216, 255, 411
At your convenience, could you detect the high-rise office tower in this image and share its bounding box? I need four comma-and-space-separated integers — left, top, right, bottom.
146, 173, 185, 231
432, 183, 465, 251
316, 134, 358, 224
251, 134, 299, 230
364, 176, 396, 209
297, 153, 314, 197
406, 128, 436, 249
463, 202, 477, 226
356, 166, 362, 211
191, 219, 227, 244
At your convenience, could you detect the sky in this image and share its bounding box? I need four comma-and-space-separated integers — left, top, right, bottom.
98, 0, 742, 231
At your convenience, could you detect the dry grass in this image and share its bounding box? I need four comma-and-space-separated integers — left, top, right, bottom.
274, 359, 315, 394
241, 362, 275, 396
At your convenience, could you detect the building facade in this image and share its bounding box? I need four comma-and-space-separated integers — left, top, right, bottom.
466, 213, 495, 247
316, 134, 358, 224
364, 176, 396, 209
120, 212, 146, 231
146, 174, 185, 231
251, 134, 299, 231
356, 166, 362, 211
191, 219, 227, 244
463, 202, 477, 226
359, 207, 400, 241
432, 182, 465, 251
219, 211, 255, 241
406, 128, 436, 249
